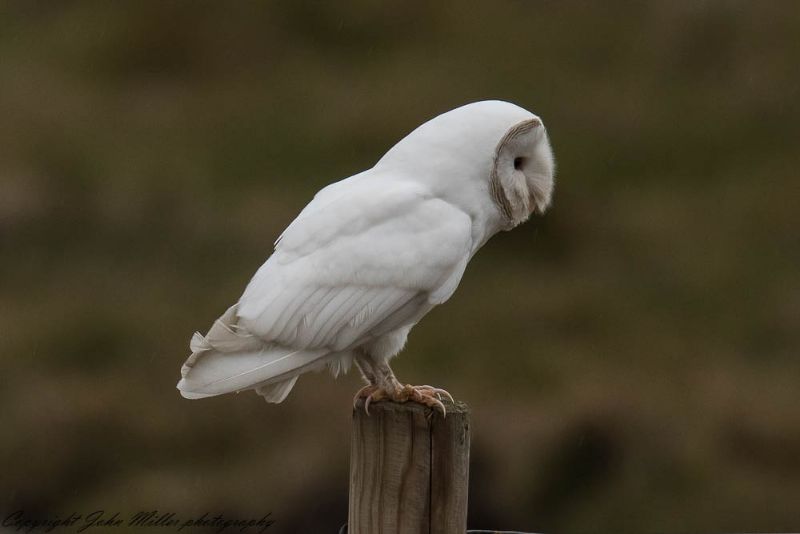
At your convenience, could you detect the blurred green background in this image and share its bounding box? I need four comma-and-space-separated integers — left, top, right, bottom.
2, 2, 799, 532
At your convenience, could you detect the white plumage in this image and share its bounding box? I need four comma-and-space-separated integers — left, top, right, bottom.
177, 100, 555, 407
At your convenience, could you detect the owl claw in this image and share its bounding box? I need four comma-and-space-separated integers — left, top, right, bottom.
363, 391, 387, 416
353, 385, 378, 410
417, 385, 455, 404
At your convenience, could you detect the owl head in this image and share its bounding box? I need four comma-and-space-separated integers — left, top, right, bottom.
378, 100, 555, 230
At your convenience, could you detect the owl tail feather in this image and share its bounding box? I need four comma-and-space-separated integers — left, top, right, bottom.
176, 304, 327, 403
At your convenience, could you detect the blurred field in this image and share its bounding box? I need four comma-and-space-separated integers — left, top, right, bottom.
2, 2, 799, 532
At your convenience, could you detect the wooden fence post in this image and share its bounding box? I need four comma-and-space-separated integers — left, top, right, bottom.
348, 399, 470, 534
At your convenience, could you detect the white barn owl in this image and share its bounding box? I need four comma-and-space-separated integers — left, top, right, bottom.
177, 100, 555, 413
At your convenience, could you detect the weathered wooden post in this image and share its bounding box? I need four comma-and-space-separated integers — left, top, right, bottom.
348, 399, 470, 534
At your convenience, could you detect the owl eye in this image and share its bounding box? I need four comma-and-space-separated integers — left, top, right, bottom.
513, 157, 525, 170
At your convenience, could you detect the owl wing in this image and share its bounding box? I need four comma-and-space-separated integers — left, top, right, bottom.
238, 175, 473, 349
178, 174, 473, 400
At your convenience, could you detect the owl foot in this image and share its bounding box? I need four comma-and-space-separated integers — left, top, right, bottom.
357, 384, 453, 417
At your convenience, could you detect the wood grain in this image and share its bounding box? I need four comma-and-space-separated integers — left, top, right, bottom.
348, 399, 470, 534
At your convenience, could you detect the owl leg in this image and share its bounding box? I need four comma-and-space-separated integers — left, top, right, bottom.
352, 350, 380, 408
353, 351, 377, 384
358, 359, 453, 416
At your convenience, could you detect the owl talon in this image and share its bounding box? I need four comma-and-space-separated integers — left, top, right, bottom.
402, 384, 448, 417
417, 385, 455, 404
426, 396, 446, 417
353, 385, 378, 410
